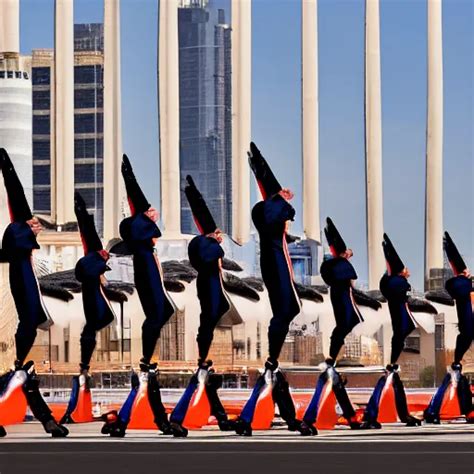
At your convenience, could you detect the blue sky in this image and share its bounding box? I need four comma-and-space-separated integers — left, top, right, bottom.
20, 0, 473, 290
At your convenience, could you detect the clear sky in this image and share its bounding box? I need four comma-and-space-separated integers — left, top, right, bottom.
19, 0, 473, 290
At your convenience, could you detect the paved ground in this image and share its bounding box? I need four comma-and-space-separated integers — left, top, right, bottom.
0, 422, 472, 474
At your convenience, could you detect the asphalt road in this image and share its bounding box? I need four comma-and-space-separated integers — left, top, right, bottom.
0, 422, 472, 474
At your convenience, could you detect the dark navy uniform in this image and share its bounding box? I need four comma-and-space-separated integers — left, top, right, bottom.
235, 143, 308, 437
119, 155, 175, 364
74, 192, 115, 371
189, 235, 229, 360
169, 176, 234, 436
252, 195, 301, 361
446, 275, 473, 364
302, 218, 362, 432
2, 222, 49, 364
425, 232, 473, 423
0, 148, 68, 438
380, 274, 416, 364
362, 234, 421, 428
101, 154, 173, 438
320, 256, 363, 360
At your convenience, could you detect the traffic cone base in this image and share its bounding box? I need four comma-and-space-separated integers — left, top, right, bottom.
127, 378, 156, 430
377, 373, 398, 423
182, 381, 211, 430
315, 378, 339, 430
251, 383, 275, 430
0, 371, 28, 426
439, 381, 462, 420
71, 377, 94, 423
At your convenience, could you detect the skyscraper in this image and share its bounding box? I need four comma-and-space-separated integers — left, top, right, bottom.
178, 0, 232, 234
32, 24, 105, 234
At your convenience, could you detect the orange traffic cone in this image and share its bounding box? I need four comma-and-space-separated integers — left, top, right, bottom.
128, 372, 157, 430
235, 369, 276, 435
182, 369, 211, 430
314, 375, 339, 430
251, 373, 275, 430
377, 373, 398, 423
61, 374, 94, 424
302, 366, 344, 431
439, 377, 462, 420
0, 371, 28, 426
71, 374, 93, 423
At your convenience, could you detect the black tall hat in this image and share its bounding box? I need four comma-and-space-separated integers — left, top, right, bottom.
121, 154, 151, 215
248, 142, 282, 199
443, 232, 467, 276
324, 217, 347, 256
184, 175, 217, 235
382, 233, 405, 275
0, 148, 33, 222
74, 192, 103, 254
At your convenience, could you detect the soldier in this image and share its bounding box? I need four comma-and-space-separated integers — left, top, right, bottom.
169, 176, 237, 437
361, 234, 422, 428
61, 192, 116, 424
234, 142, 310, 436
424, 232, 473, 423
301, 218, 362, 433
0, 148, 68, 437
102, 155, 174, 437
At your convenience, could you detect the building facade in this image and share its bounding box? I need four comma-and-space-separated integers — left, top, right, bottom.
0, 53, 33, 206
178, 0, 232, 234
32, 24, 105, 234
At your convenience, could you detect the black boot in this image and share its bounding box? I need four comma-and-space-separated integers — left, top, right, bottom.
147, 368, 173, 435
101, 411, 127, 437
0, 426, 6, 437
291, 419, 317, 436
360, 420, 382, 429
43, 419, 69, 438
23, 362, 69, 438
405, 415, 422, 427
298, 420, 318, 436
423, 412, 441, 424
206, 372, 235, 432
234, 418, 252, 436
170, 422, 189, 438
100, 410, 127, 438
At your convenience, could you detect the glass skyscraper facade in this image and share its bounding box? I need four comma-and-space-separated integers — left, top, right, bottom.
32, 24, 105, 234
31, 51, 53, 214
178, 0, 232, 234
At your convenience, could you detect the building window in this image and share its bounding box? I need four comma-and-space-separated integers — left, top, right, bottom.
74, 113, 103, 134
33, 140, 51, 160
74, 138, 103, 158
435, 324, 445, 351
33, 90, 51, 110
33, 165, 50, 186
74, 88, 103, 109
32, 67, 51, 85
75, 163, 103, 184
404, 333, 421, 353
33, 115, 51, 135
75, 188, 100, 208
74, 65, 103, 84
33, 189, 51, 213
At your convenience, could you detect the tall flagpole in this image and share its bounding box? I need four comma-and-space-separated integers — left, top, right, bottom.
302, 0, 320, 242
231, 0, 251, 244
365, 0, 385, 289
103, 0, 124, 241
54, 0, 75, 225
158, 0, 181, 237
424, 0, 444, 289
